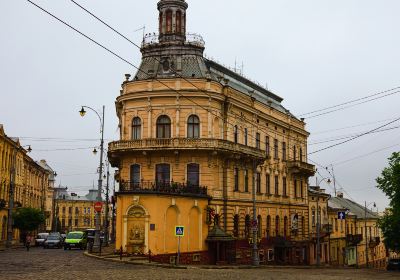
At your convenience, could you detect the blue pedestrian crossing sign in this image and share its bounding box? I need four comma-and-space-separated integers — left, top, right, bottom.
338, 211, 346, 220
175, 226, 185, 237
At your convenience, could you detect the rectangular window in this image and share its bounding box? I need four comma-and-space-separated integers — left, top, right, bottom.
274, 175, 279, 195
187, 163, 199, 186
294, 179, 298, 197
256, 172, 261, 193
75, 219, 78, 227
266, 174, 271, 194
68, 207, 72, 214
282, 142, 286, 160
156, 164, 170, 185
274, 139, 279, 159
300, 181, 304, 198
234, 168, 239, 192
234, 126, 238, 144
244, 170, 249, 192
244, 128, 248, 146
256, 133, 260, 149
266, 136, 270, 157
283, 177, 287, 196
130, 164, 141, 187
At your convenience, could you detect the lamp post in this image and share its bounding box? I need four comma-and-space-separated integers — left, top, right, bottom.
315, 177, 331, 266
6, 144, 31, 248
364, 201, 376, 268
79, 105, 105, 253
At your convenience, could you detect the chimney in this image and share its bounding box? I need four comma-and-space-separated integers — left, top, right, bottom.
337, 192, 344, 198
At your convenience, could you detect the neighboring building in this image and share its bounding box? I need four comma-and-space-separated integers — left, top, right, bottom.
37, 160, 56, 231
109, 0, 314, 264
308, 186, 331, 265
53, 187, 108, 233
328, 193, 386, 269
0, 124, 53, 246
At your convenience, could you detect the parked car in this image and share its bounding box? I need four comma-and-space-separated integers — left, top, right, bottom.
64, 231, 87, 250
35, 233, 49, 246
387, 259, 400, 271
43, 235, 63, 249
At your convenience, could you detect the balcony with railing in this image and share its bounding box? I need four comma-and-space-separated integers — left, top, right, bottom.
287, 160, 315, 176
369, 236, 381, 248
108, 138, 265, 160
117, 180, 209, 198
346, 234, 363, 246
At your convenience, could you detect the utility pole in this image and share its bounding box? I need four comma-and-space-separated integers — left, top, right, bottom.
104, 162, 110, 246
251, 160, 259, 266
111, 176, 116, 243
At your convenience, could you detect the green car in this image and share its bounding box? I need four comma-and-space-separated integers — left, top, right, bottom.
64, 231, 87, 250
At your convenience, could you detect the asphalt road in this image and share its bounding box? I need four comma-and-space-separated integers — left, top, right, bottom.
0, 247, 399, 280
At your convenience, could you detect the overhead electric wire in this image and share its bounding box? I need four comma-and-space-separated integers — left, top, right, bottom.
299, 86, 400, 117
308, 117, 400, 155
309, 125, 400, 146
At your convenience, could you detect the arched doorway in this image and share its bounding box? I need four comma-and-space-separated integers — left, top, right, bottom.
126, 206, 147, 255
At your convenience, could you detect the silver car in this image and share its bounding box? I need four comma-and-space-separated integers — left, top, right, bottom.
35, 233, 49, 246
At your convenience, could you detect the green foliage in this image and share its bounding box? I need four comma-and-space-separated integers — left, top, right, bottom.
13, 207, 45, 232
376, 152, 400, 252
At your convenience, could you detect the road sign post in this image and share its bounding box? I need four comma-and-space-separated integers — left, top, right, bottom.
175, 226, 184, 266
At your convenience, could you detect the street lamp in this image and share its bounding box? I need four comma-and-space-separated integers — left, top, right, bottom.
6, 144, 31, 248
79, 105, 105, 253
364, 201, 376, 268
315, 177, 331, 266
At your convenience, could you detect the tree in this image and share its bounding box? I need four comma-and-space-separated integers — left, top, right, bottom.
376, 152, 400, 252
13, 207, 45, 232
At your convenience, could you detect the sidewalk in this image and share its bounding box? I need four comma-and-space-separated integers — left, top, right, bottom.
84, 249, 338, 270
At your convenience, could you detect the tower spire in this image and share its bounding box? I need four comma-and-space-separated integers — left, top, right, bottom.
157, 0, 188, 43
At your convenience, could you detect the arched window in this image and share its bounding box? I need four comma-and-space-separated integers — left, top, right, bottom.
156, 115, 171, 138
187, 115, 200, 138
245, 215, 251, 238
176, 10, 182, 34
299, 147, 303, 162
130, 164, 140, 188
187, 163, 199, 186
156, 163, 170, 186
275, 216, 280, 236
132, 117, 141, 140
284, 216, 288, 237
312, 207, 316, 227
234, 125, 238, 143
166, 10, 172, 33
233, 215, 239, 237
257, 215, 262, 238
266, 215, 271, 239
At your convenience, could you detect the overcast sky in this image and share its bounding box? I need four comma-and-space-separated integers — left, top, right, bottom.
1, 0, 399, 211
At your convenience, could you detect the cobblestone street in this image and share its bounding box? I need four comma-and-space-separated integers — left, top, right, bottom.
0, 247, 399, 280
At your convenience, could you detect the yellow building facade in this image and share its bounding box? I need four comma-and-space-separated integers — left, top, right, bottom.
109, 0, 314, 264
0, 124, 53, 246
53, 188, 107, 233
328, 194, 386, 268
308, 186, 331, 265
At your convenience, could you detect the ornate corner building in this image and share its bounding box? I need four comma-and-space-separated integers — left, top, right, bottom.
109, 0, 315, 265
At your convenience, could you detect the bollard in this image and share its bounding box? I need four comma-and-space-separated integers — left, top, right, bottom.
120, 245, 123, 260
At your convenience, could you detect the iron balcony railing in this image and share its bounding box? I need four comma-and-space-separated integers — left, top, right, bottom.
118, 180, 208, 197
346, 234, 363, 245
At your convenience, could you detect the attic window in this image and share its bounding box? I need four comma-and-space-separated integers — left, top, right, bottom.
191, 73, 195, 77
